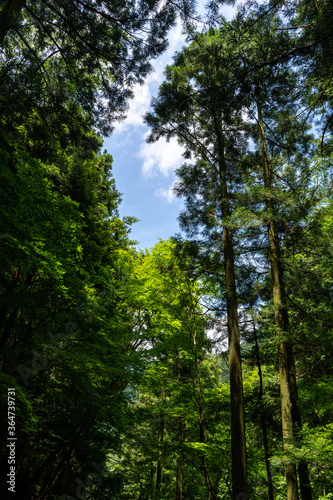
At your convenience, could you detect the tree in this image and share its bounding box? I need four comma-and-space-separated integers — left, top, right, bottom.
145, 31, 249, 498
0, 108, 139, 498
111, 240, 228, 499
0, 0, 198, 134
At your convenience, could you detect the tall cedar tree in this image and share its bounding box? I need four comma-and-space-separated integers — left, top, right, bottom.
145, 32, 249, 499
238, 11, 314, 498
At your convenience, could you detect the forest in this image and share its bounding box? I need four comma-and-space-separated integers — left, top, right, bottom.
0, 0, 332, 499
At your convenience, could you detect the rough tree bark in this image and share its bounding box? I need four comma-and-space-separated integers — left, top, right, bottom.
257, 95, 312, 500
213, 108, 248, 499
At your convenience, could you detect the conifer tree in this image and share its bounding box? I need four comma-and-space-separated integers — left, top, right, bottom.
0, 0, 198, 134
145, 31, 249, 499
232, 8, 316, 498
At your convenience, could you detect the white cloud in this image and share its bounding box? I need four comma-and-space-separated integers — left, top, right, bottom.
112, 81, 151, 133
164, 20, 183, 59
139, 134, 184, 177
125, 83, 151, 128
155, 182, 177, 203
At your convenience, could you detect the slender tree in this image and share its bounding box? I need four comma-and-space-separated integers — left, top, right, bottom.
145, 32, 249, 498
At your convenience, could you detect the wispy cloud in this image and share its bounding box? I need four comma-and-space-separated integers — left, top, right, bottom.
155, 182, 177, 203
139, 134, 184, 177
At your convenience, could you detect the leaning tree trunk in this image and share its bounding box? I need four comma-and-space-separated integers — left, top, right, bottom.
0, 0, 26, 46
257, 96, 312, 500
214, 109, 248, 499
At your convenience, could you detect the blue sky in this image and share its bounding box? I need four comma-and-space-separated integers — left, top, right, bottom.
103, 3, 236, 249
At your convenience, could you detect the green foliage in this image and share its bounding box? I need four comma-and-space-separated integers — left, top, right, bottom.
0, 75, 137, 497
0, 0, 198, 134
1, 1, 333, 498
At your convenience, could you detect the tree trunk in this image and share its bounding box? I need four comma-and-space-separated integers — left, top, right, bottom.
0, 0, 26, 46
155, 390, 165, 494
0, 268, 20, 354
177, 418, 184, 500
150, 461, 155, 496
257, 96, 312, 500
155, 423, 164, 493
37, 446, 74, 500
193, 325, 216, 500
253, 317, 274, 500
213, 110, 248, 499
